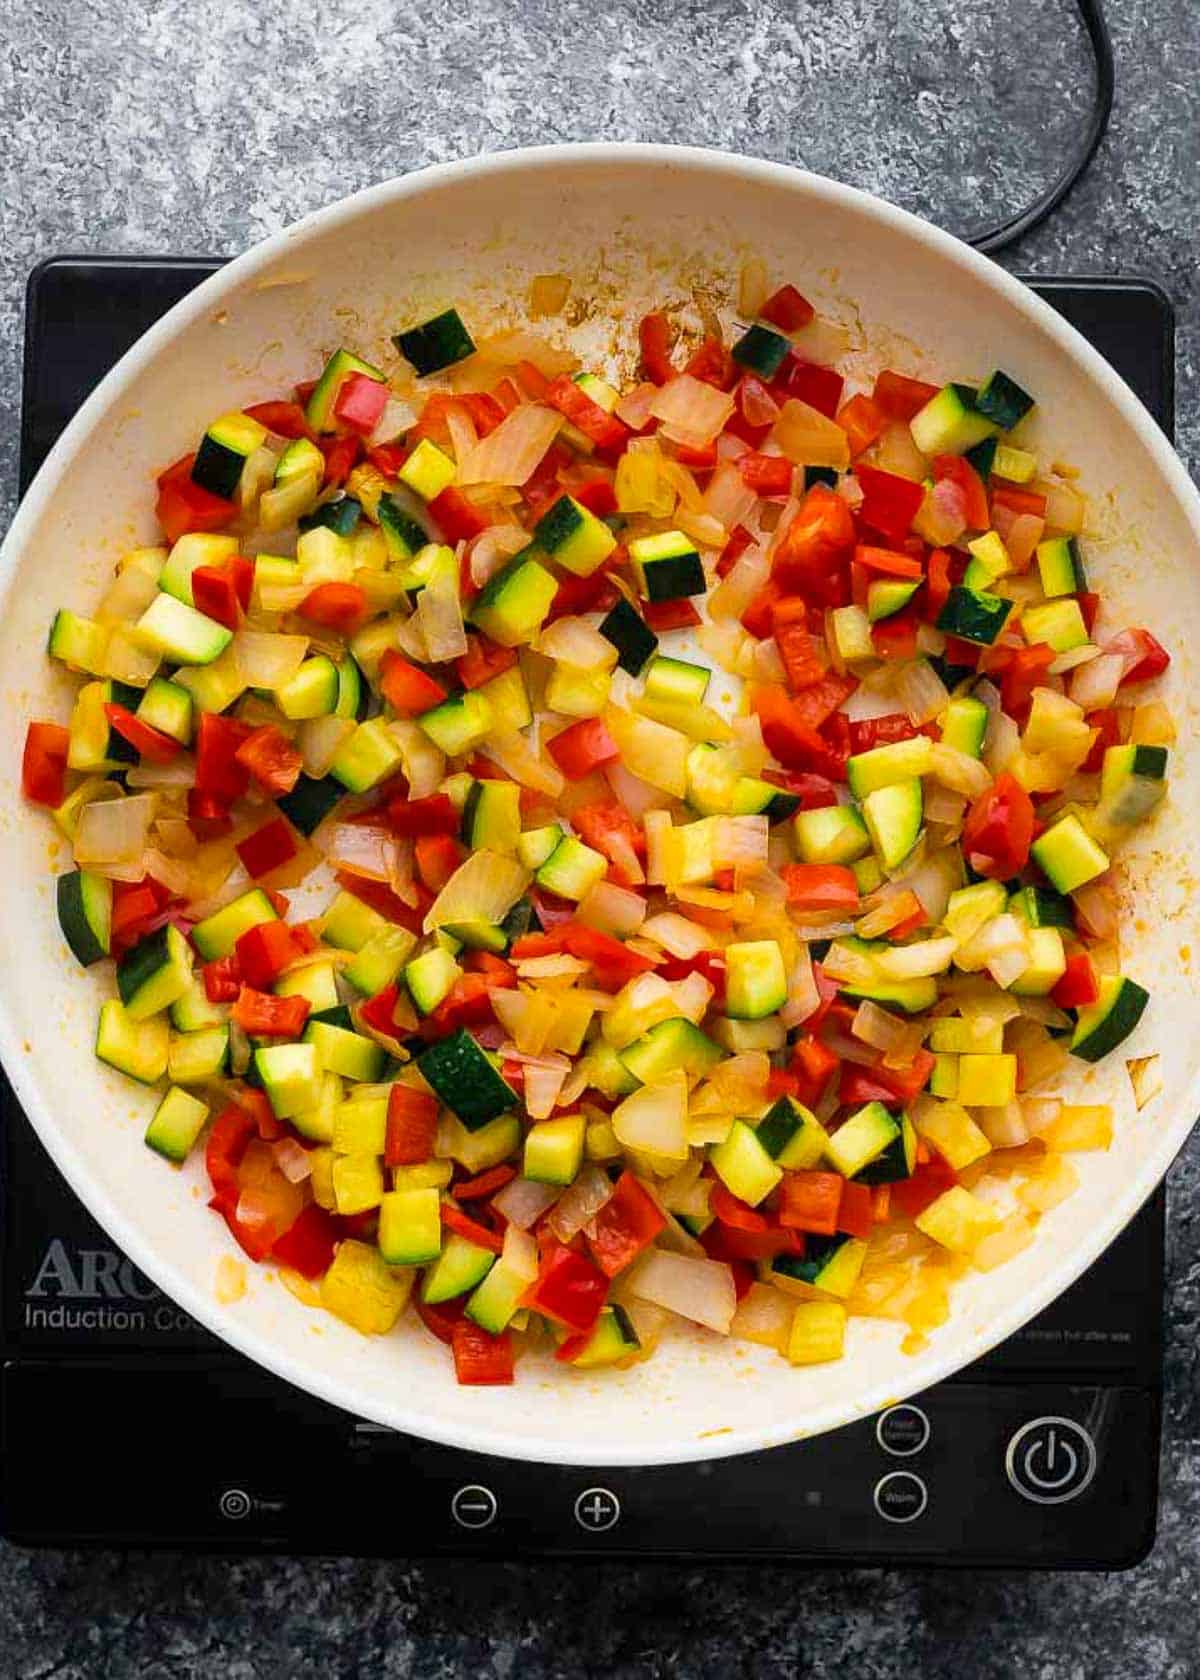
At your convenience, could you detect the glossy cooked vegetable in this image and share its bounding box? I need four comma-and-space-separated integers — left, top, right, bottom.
24, 269, 1171, 1383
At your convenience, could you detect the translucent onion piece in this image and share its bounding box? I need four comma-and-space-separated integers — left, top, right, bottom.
771, 398, 850, 469
367, 394, 418, 448
74, 793, 157, 866
539, 616, 618, 671
615, 381, 659, 432
730, 1282, 793, 1351
639, 912, 709, 960
474, 328, 577, 378
577, 880, 648, 938
417, 560, 468, 661
701, 460, 758, 533
1005, 512, 1045, 570
894, 658, 949, 727
752, 637, 787, 684
676, 509, 729, 553
856, 888, 922, 940
667, 970, 715, 1025
445, 402, 479, 467
738, 257, 769, 319
929, 742, 993, 798
650, 374, 736, 447
898, 846, 961, 924
923, 783, 968, 829
1020, 1097, 1062, 1135
697, 619, 750, 676
604, 707, 689, 799
873, 937, 957, 980
98, 564, 160, 624
713, 814, 769, 871
493, 1176, 560, 1230
424, 849, 530, 934
393, 612, 431, 664
626, 1249, 737, 1334
983, 709, 1020, 775
612, 1072, 689, 1163
126, 756, 197, 789
298, 716, 355, 779
708, 546, 771, 622
1047, 644, 1102, 677
500, 1221, 539, 1284
470, 523, 530, 589
709, 1051, 770, 1110
779, 943, 821, 1029
974, 1102, 1030, 1148
545, 1164, 615, 1243
323, 823, 395, 881
988, 942, 1031, 991
457, 403, 561, 486
876, 421, 928, 482
605, 759, 669, 821
821, 939, 882, 986
273, 1137, 313, 1184
1041, 479, 1085, 535
233, 629, 309, 689
388, 719, 445, 798
523, 1060, 570, 1120
852, 999, 924, 1057
1069, 651, 1124, 711
922, 477, 968, 545
1126, 1054, 1163, 1112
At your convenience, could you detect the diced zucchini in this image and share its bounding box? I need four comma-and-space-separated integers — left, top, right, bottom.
710, 1118, 782, 1206
254, 1042, 323, 1118
460, 779, 521, 855
332, 1154, 386, 1215
170, 977, 227, 1033
939, 695, 989, 758
910, 384, 998, 456
291, 1071, 343, 1144
846, 735, 933, 797
956, 1053, 1018, 1107
393, 308, 475, 376
943, 880, 1008, 943
823, 1101, 899, 1177
192, 888, 279, 961
378, 1188, 443, 1266
619, 1018, 723, 1084
332, 1095, 388, 1155
773, 1234, 867, 1299
1010, 926, 1067, 996
300, 495, 362, 537
1070, 974, 1149, 1063
276, 655, 339, 721
867, 578, 921, 622
563, 1304, 641, 1367
545, 662, 611, 718
343, 926, 417, 996
405, 947, 462, 1015
276, 773, 344, 836
935, 586, 1012, 645
862, 778, 923, 871
534, 494, 618, 577
1098, 743, 1168, 827
158, 533, 239, 607
135, 594, 232, 665
173, 648, 245, 714
305, 348, 386, 433
1030, 815, 1109, 894
644, 656, 710, 708
398, 438, 456, 502
144, 1086, 211, 1163
929, 1054, 959, 1099
136, 677, 194, 745
523, 1114, 586, 1185
418, 691, 494, 757
599, 597, 658, 676
731, 323, 792, 378
96, 1000, 169, 1085
421, 1231, 495, 1304
477, 664, 532, 732
275, 437, 325, 484
190, 411, 268, 498
322, 890, 389, 952
276, 960, 342, 1013
167, 1025, 230, 1086
1036, 536, 1087, 597
629, 530, 705, 601
471, 555, 558, 648
786, 1301, 847, 1365
915, 1186, 1001, 1255
723, 940, 787, 1020
929, 1016, 1005, 1055
962, 530, 1010, 592
67, 680, 137, 773
830, 604, 875, 663
854, 1113, 918, 1183
116, 924, 194, 1022
516, 824, 563, 871
1009, 885, 1074, 930
56, 869, 112, 966
536, 835, 607, 901
794, 803, 872, 865
417, 1029, 515, 1129
330, 719, 405, 793
974, 369, 1035, 431
303, 1020, 387, 1082
755, 1095, 829, 1169
48, 609, 109, 675
1021, 599, 1089, 653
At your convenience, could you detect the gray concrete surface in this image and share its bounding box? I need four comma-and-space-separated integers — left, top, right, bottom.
2, 0, 1199, 1673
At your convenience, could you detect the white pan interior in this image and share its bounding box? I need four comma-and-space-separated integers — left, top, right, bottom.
1, 145, 1198, 1465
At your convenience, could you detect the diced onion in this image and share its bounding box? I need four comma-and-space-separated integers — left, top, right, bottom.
898, 845, 961, 923
457, 403, 561, 486
650, 375, 736, 447
539, 616, 617, 671
523, 1060, 570, 1120
273, 1137, 313, 1183
417, 559, 468, 661
771, 399, 850, 469
929, 742, 993, 798
894, 659, 949, 727
615, 381, 660, 432
1071, 877, 1118, 940
322, 823, 395, 881
74, 794, 158, 866
876, 422, 928, 482
1068, 651, 1124, 711
482, 728, 564, 797
577, 880, 648, 938
470, 523, 529, 589
424, 849, 530, 933
975, 1102, 1030, 1148
739, 258, 770, 319
873, 937, 957, 980
545, 1164, 615, 1242
612, 1072, 689, 1164
626, 1249, 736, 1334
298, 716, 355, 779
1041, 479, 1085, 534
702, 461, 758, 532
445, 402, 479, 467
500, 1221, 539, 1283
1126, 1054, 1163, 1112
779, 943, 821, 1028
639, 912, 709, 959
730, 1282, 793, 1350
388, 719, 445, 798
233, 630, 309, 690
98, 565, 160, 624
708, 547, 771, 622
126, 757, 197, 789
493, 1176, 560, 1230
984, 709, 1020, 775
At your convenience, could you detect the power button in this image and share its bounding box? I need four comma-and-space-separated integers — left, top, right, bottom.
1005, 1416, 1097, 1505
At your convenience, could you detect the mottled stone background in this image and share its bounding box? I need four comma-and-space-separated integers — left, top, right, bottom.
2, 1, 1199, 1674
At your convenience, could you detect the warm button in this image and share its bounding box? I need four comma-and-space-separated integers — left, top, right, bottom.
873, 1471, 928, 1523
1005, 1417, 1097, 1505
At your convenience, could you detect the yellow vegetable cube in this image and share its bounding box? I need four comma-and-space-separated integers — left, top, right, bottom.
398, 437, 456, 501
1039, 1104, 1113, 1152
320, 1239, 412, 1335
332, 1153, 386, 1216
915, 1186, 1002, 1255
956, 1053, 1017, 1107
912, 1100, 992, 1171
787, 1301, 848, 1365
308, 1147, 336, 1210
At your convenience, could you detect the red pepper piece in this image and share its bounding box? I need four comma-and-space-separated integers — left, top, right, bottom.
771, 483, 856, 605
235, 919, 307, 988
232, 986, 309, 1038
441, 1202, 505, 1256
195, 712, 253, 801
235, 818, 299, 880
781, 864, 859, 913
836, 1180, 875, 1240
890, 1155, 958, 1219
872, 370, 940, 422
524, 1244, 609, 1332
298, 582, 367, 632
451, 1320, 515, 1385
155, 453, 235, 544
775, 357, 844, 419
586, 1171, 667, 1278
1107, 627, 1171, 686
386, 793, 459, 837
837, 394, 887, 459
778, 1171, 845, 1235
932, 454, 990, 532
205, 1103, 256, 1207
760, 283, 814, 333
332, 873, 428, 934
333, 371, 389, 435
243, 400, 314, 440
641, 598, 701, 632
429, 485, 491, 543
962, 772, 1035, 880
358, 983, 402, 1042
203, 953, 242, 1003
638, 311, 677, 384
22, 721, 71, 805
187, 788, 234, 841
234, 725, 303, 798
382, 1084, 439, 1166
319, 434, 361, 487
1052, 951, 1100, 1010
546, 718, 619, 779
190, 563, 243, 631
414, 833, 463, 894
272, 1205, 338, 1280
378, 650, 447, 715
545, 375, 629, 453
455, 634, 517, 690
454, 1164, 517, 1201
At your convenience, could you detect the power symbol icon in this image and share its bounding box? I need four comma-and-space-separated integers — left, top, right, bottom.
1005, 1417, 1097, 1505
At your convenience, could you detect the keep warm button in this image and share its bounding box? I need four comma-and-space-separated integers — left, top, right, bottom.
1006, 1417, 1097, 1505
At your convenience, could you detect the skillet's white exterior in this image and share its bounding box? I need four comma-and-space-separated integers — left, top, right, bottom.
1, 145, 1198, 1466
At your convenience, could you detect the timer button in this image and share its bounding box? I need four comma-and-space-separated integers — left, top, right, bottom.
1005, 1417, 1097, 1505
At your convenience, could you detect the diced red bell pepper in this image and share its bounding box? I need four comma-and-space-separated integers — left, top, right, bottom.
638, 311, 677, 385
367, 440, 409, 479
838, 394, 887, 459
1077, 591, 1100, 636
784, 674, 857, 734
872, 370, 940, 422
572, 477, 619, 517
454, 1164, 517, 1202
921, 546, 954, 623
774, 610, 828, 693
847, 714, 921, 752
234, 725, 303, 798
703, 1221, 800, 1268
205, 1103, 256, 1207
379, 650, 447, 715
441, 1202, 505, 1256
962, 772, 1035, 879
790, 1033, 841, 1108
191, 564, 243, 631
990, 483, 1047, 519
236, 818, 298, 880
523, 1245, 609, 1334
414, 833, 463, 895
774, 357, 844, 419
853, 543, 924, 582
355, 982, 401, 1042
108, 879, 168, 957
839, 1049, 935, 1109
586, 1170, 666, 1278
890, 1155, 958, 1219
684, 338, 734, 390
195, 712, 253, 801
382, 1084, 439, 1167
451, 1320, 515, 1386
203, 952, 243, 1003
932, 454, 990, 531
943, 633, 981, 670
333, 371, 389, 436
871, 608, 921, 662
564, 799, 645, 870
710, 1181, 769, 1232
155, 453, 235, 544
429, 485, 491, 543
716, 522, 756, 579
836, 1180, 874, 1240
461, 391, 507, 436
656, 950, 726, 1008
545, 375, 629, 453
319, 434, 361, 488
235, 919, 307, 988
298, 582, 367, 632
418, 975, 497, 1040
455, 634, 517, 690
781, 863, 859, 913
546, 564, 622, 623
856, 461, 929, 543
1052, 951, 1100, 1009
415, 1297, 466, 1345
232, 986, 309, 1038
1106, 627, 1171, 686
771, 483, 856, 605
760, 768, 840, 809
1000, 643, 1056, 722
1082, 707, 1121, 773
565, 923, 653, 992
21, 721, 70, 805
386, 793, 458, 837
244, 400, 314, 441
271, 1205, 338, 1280
760, 283, 815, 332
737, 451, 793, 497
187, 788, 233, 841
741, 578, 783, 639
778, 1171, 844, 1235
641, 598, 701, 632
546, 718, 619, 779
511, 359, 550, 401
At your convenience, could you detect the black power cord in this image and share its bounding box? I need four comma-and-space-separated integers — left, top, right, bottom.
966, 0, 1114, 254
